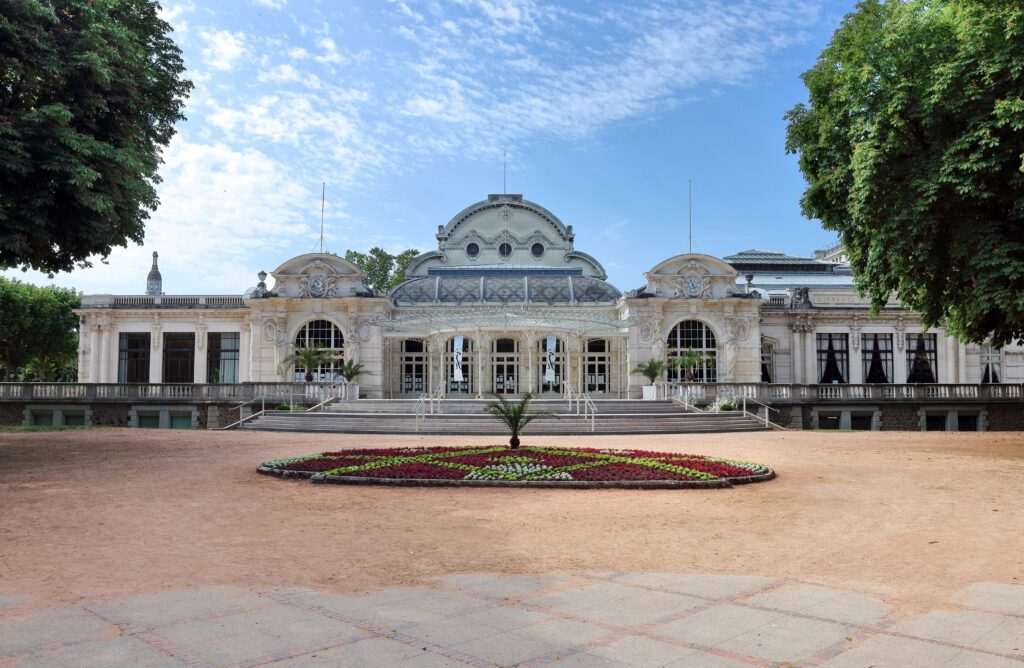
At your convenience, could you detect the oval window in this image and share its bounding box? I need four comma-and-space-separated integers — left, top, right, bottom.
531, 243, 544, 258
466, 242, 479, 258
499, 242, 512, 258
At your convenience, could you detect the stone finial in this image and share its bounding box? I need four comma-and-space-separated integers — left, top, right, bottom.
146, 251, 162, 296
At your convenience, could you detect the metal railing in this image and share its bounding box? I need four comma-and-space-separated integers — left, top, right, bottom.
413, 380, 446, 432
656, 382, 1024, 404
740, 395, 784, 430
220, 394, 267, 430
563, 381, 597, 432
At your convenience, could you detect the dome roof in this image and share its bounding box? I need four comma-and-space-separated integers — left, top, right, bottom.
147, 252, 162, 280
390, 271, 621, 305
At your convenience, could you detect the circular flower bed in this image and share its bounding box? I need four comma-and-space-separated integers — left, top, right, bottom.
258, 446, 774, 488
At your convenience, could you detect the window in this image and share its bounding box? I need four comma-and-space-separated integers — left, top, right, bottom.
498, 242, 512, 258
586, 339, 609, 393
162, 333, 195, 383
118, 333, 150, 383
207, 333, 239, 383
401, 339, 426, 394
816, 333, 848, 384
466, 243, 479, 258
531, 243, 544, 258
906, 333, 938, 383
980, 344, 1001, 383
666, 321, 717, 382
760, 340, 774, 383
294, 320, 345, 381
861, 333, 893, 384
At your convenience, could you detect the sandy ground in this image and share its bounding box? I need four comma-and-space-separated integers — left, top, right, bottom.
0, 428, 1022, 620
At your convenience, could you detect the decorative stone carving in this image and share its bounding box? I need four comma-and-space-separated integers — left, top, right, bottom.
298, 273, 338, 298
196, 324, 207, 351
790, 287, 812, 309
262, 318, 278, 342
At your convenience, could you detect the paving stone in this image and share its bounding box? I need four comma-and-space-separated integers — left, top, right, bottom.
88, 586, 264, 629
458, 605, 555, 631
714, 611, 852, 664
0, 594, 24, 609
452, 630, 566, 665
400, 615, 506, 646
273, 637, 424, 667
186, 627, 309, 665
615, 573, 777, 600
824, 634, 962, 667
397, 651, 472, 667
443, 573, 568, 598
971, 616, 1024, 656
587, 635, 697, 667
651, 603, 781, 647
664, 652, 754, 667
543, 651, 632, 667
19, 636, 181, 668
567, 591, 704, 627
954, 582, 1024, 616
894, 610, 1010, 648
743, 583, 890, 625
946, 648, 1024, 667
510, 616, 615, 646
524, 582, 650, 616
0, 604, 114, 657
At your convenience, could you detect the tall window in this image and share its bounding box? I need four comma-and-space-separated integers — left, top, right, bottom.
207, 333, 239, 383
666, 321, 717, 382
816, 333, 849, 384
980, 344, 1001, 384
760, 340, 774, 383
586, 339, 609, 393
118, 333, 150, 383
401, 339, 426, 394
861, 333, 893, 384
294, 320, 345, 381
906, 333, 938, 383
163, 333, 195, 383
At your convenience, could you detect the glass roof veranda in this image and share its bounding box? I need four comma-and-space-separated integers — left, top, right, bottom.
378, 308, 632, 337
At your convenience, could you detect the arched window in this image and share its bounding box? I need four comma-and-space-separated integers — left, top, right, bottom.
666, 320, 717, 383
293, 320, 344, 381
401, 338, 426, 394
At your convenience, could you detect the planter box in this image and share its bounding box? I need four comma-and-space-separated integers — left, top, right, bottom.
641, 385, 657, 401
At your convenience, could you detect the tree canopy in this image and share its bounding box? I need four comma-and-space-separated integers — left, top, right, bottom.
785, 0, 1024, 345
0, 277, 80, 381
0, 0, 192, 274
344, 248, 420, 294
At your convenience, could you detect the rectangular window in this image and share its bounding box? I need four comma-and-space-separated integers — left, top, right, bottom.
861, 333, 893, 384
980, 344, 1001, 384
906, 333, 938, 383
118, 333, 150, 383
163, 333, 195, 383
816, 333, 849, 384
207, 333, 240, 383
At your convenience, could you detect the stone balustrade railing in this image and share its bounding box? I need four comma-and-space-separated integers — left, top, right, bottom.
0, 382, 356, 403
657, 382, 1023, 403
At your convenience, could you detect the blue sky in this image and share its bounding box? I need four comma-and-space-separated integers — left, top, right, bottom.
12, 0, 859, 295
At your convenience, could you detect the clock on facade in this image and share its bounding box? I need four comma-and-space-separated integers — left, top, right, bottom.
684, 275, 702, 297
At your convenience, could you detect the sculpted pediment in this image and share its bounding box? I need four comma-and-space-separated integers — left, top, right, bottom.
644, 254, 740, 300
268, 253, 368, 298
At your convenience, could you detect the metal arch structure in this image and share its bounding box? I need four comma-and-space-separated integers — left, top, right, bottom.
377, 307, 634, 337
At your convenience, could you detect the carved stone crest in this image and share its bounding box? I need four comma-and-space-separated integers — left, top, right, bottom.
299, 274, 337, 298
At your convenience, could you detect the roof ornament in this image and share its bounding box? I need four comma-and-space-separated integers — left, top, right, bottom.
146, 251, 162, 296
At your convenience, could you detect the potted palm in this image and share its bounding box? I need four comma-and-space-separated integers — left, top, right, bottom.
335, 359, 365, 399
485, 391, 555, 449
672, 348, 704, 382
280, 343, 333, 383
634, 359, 667, 400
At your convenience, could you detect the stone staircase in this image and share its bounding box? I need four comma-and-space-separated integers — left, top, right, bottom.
239, 398, 771, 434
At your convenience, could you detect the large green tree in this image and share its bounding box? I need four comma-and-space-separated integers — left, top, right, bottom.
345, 248, 419, 293
0, 0, 192, 274
785, 0, 1024, 345
0, 277, 80, 381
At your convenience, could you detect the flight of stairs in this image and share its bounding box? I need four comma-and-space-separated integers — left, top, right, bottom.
238, 398, 772, 434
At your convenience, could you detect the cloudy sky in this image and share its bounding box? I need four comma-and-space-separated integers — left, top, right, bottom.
10, 0, 858, 295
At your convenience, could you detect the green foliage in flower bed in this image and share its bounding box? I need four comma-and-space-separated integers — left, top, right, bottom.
258, 446, 774, 488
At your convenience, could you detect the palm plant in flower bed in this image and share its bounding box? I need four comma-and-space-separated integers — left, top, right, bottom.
484, 391, 554, 448
258, 446, 773, 487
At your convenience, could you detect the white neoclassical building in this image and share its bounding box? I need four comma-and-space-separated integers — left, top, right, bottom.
64, 193, 1023, 430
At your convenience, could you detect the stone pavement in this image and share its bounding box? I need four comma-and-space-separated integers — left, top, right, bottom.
1, 573, 1022, 667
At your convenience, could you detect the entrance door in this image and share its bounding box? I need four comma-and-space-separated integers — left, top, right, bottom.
585, 339, 609, 393
492, 338, 518, 394
401, 339, 427, 394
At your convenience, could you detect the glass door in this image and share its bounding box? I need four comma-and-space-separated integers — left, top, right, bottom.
492, 338, 518, 394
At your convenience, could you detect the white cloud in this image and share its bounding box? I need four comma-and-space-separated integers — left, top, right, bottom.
199, 29, 247, 71
257, 63, 321, 89
314, 37, 344, 64
252, 0, 286, 8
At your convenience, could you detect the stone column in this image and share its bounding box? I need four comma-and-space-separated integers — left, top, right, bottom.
97, 327, 110, 383
149, 325, 162, 384
805, 327, 817, 384
194, 324, 208, 384
525, 332, 535, 394
791, 327, 803, 384
476, 331, 489, 398
239, 320, 251, 382
958, 341, 967, 383
945, 334, 957, 383
89, 323, 101, 382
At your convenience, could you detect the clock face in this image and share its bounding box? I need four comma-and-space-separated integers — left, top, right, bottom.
309, 275, 327, 297
685, 275, 701, 296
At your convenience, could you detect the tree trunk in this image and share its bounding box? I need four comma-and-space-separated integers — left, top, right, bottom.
509, 434, 520, 449
305, 372, 314, 382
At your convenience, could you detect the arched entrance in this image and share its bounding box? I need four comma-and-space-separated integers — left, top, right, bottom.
492, 338, 519, 394
294, 319, 345, 381
666, 320, 717, 382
